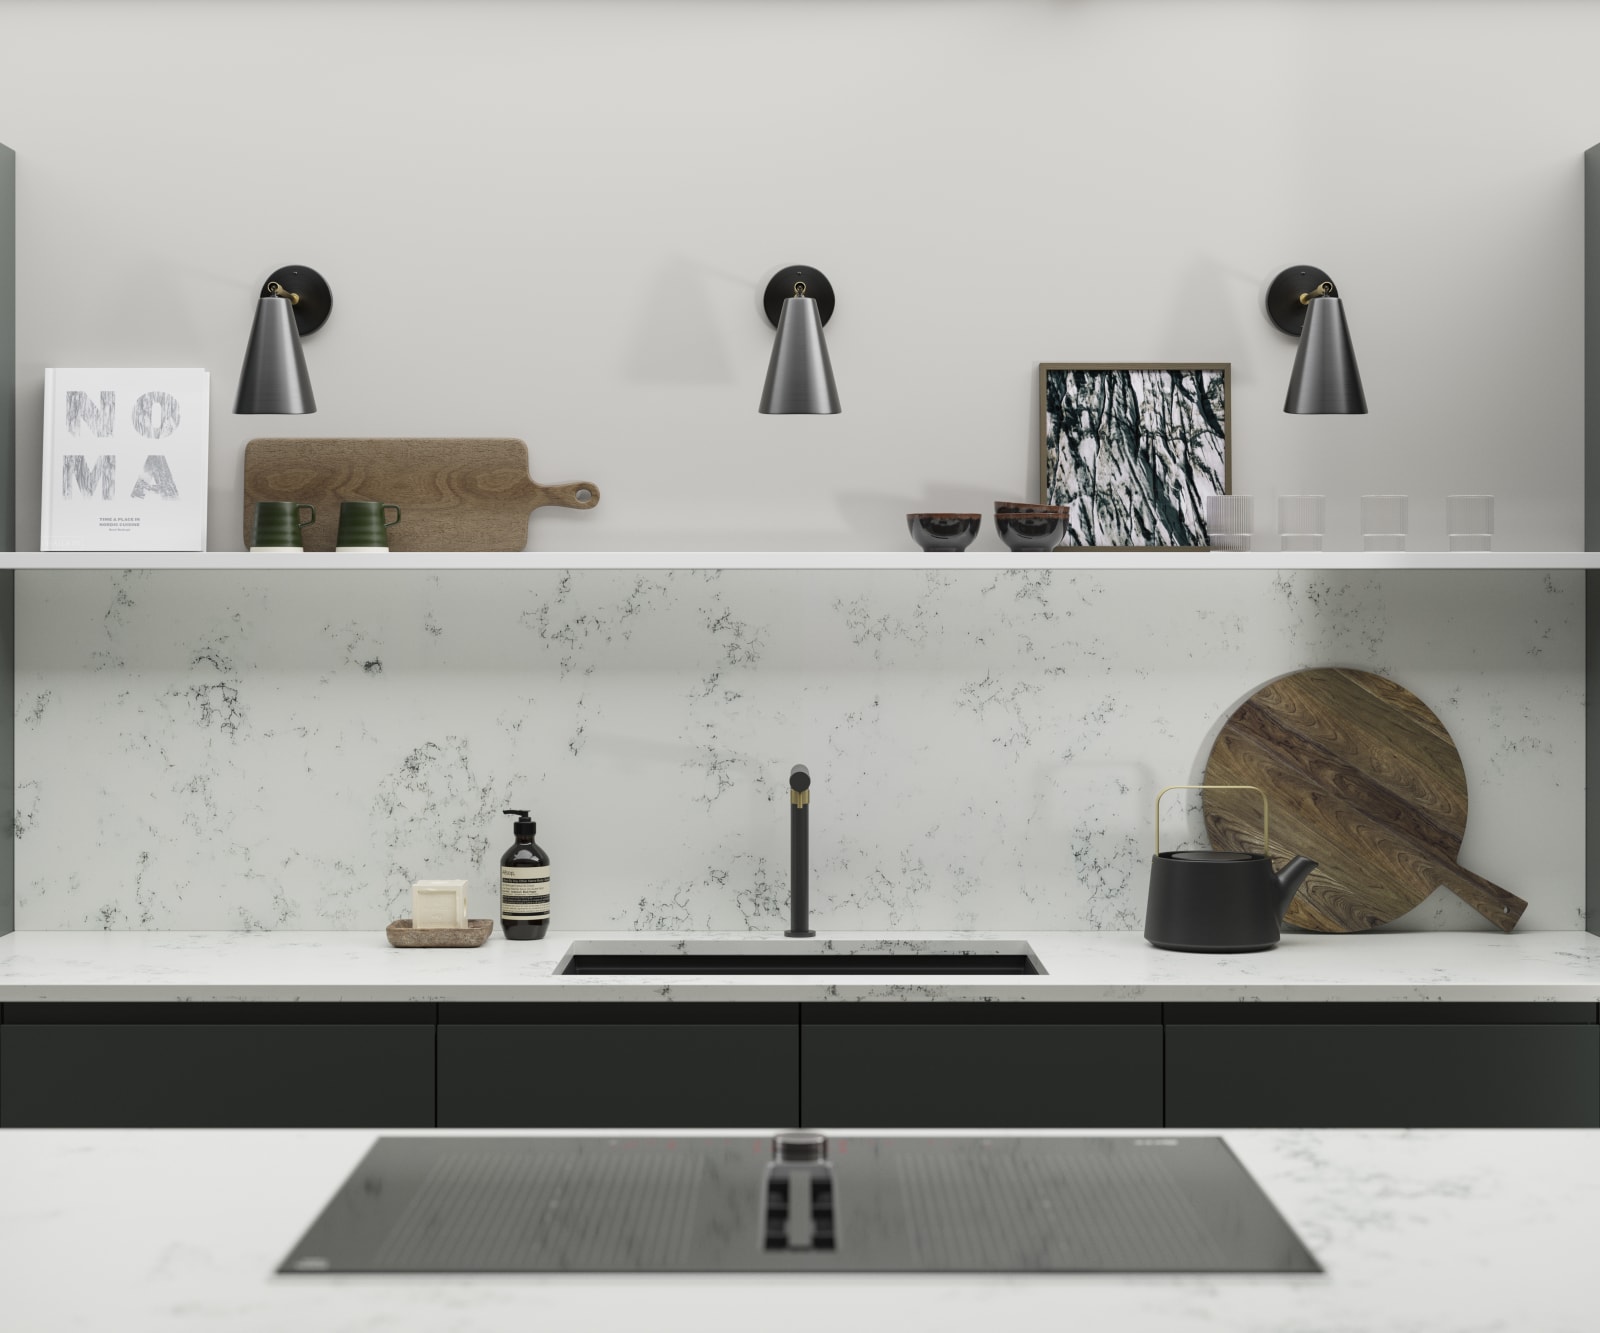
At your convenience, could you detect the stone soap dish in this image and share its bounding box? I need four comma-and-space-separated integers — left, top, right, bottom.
386, 918, 495, 948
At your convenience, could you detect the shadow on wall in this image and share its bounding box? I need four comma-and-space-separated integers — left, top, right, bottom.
835, 489, 1022, 549
1168, 258, 1253, 388
621, 259, 736, 385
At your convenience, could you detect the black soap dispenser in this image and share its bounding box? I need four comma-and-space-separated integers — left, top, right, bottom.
499, 809, 551, 940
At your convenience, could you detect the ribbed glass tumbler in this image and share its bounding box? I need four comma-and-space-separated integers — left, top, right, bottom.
1361, 494, 1408, 551
1447, 494, 1494, 551
1205, 494, 1254, 551
1278, 495, 1326, 551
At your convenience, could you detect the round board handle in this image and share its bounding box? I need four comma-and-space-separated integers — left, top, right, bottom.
540, 481, 601, 510
1434, 861, 1528, 934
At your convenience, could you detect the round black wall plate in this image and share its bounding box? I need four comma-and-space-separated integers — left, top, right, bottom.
262, 265, 333, 337
762, 266, 835, 327
1265, 264, 1334, 336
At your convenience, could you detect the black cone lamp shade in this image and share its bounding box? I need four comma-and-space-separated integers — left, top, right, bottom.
1284, 293, 1367, 414
234, 294, 315, 413
758, 265, 840, 415
1267, 265, 1367, 415
233, 265, 331, 415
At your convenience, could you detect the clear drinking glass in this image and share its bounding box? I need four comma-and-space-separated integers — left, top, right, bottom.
1361, 494, 1408, 551
1205, 494, 1254, 551
1278, 495, 1326, 551
1447, 495, 1494, 550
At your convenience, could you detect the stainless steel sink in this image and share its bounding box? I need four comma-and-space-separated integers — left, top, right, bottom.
558, 941, 1044, 976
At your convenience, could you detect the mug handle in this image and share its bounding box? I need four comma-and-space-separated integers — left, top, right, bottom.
296, 503, 316, 529
382, 504, 401, 528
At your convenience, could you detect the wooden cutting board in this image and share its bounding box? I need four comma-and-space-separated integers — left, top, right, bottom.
243, 438, 600, 552
1202, 668, 1527, 933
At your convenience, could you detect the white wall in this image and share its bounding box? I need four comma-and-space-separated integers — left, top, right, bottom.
1, 0, 1592, 552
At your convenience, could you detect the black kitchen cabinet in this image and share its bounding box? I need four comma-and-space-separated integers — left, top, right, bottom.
1164, 1003, 1600, 1128
4, 999, 1597, 1129
0, 1003, 435, 1128
436, 1002, 800, 1127
799, 1003, 1164, 1128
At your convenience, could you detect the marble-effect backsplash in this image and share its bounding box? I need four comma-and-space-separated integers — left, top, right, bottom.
11, 569, 1584, 932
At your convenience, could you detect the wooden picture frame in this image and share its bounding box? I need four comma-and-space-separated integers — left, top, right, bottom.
1039, 363, 1231, 550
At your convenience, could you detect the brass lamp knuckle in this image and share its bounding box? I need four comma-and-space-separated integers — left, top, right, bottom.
792, 280, 807, 298
1298, 280, 1336, 305
265, 281, 301, 305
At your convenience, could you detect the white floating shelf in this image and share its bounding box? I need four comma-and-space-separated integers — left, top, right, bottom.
1, 550, 1598, 572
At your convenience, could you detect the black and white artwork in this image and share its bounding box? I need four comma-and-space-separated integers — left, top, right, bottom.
41, 368, 209, 550
1040, 364, 1229, 548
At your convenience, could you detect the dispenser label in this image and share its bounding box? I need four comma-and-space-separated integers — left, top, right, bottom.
501, 867, 551, 921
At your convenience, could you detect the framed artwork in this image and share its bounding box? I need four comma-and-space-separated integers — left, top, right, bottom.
1039, 363, 1230, 549
41, 367, 209, 551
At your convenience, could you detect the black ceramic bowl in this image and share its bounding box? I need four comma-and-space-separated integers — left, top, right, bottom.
907, 513, 982, 552
995, 510, 1068, 552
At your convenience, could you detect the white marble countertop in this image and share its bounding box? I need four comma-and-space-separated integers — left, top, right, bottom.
1, 928, 1598, 1002
0, 1126, 1593, 1332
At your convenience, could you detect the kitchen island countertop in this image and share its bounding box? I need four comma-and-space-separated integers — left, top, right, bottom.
0, 1126, 1592, 1332
1, 927, 1598, 1002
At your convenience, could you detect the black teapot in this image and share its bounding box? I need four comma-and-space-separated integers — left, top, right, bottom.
1144, 785, 1317, 953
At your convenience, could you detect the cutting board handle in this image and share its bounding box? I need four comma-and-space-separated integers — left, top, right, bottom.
1434, 862, 1529, 934
537, 481, 601, 510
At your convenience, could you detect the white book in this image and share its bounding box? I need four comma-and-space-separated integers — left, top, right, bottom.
41, 367, 209, 551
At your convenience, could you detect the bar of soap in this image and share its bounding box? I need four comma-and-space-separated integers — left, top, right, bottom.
412, 879, 469, 930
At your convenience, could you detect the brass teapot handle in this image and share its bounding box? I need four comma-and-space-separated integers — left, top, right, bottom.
1155, 784, 1268, 857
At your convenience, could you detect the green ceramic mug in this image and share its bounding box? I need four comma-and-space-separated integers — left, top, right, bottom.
251, 501, 316, 551
336, 501, 402, 551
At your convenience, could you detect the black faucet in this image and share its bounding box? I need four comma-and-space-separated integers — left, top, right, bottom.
786, 764, 814, 938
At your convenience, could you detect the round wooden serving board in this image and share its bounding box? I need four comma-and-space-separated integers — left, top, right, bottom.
243, 438, 600, 552
1202, 668, 1527, 933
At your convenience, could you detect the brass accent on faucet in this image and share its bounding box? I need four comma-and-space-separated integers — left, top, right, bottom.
790, 788, 810, 807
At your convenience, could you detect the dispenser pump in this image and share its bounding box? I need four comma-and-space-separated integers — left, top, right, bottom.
504, 809, 535, 839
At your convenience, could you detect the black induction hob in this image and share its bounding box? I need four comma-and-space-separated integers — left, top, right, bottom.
280, 1133, 1320, 1274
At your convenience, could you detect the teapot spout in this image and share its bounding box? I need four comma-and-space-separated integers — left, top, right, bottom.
1274, 855, 1318, 920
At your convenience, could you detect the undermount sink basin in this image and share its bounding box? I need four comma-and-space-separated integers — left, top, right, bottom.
559, 943, 1044, 976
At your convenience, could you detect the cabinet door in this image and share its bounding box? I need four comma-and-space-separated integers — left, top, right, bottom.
1165, 1004, 1600, 1128
800, 1004, 1163, 1128
0, 1003, 435, 1128
437, 1003, 799, 1128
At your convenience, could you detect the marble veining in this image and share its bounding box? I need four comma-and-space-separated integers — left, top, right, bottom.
0, 1127, 1595, 1332
2, 929, 1597, 1003
12, 569, 1584, 931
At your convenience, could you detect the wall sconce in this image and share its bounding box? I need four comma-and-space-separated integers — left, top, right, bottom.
758, 265, 840, 415
233, 265, 332, 414
1266, 265, 1367, 415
